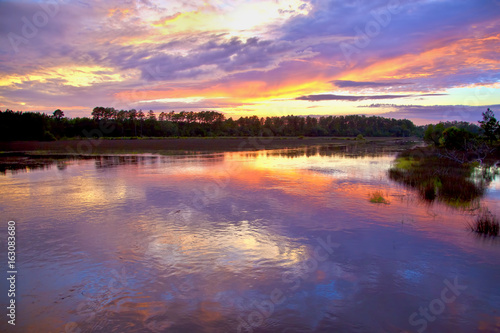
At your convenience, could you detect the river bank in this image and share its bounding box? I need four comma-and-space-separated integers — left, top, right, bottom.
0, 137, 419, 155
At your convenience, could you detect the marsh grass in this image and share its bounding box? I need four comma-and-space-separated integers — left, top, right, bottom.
369, 191, 390, 204
394, 157, 418, 170
388, 147, 487, 207
469, 209, 499, 236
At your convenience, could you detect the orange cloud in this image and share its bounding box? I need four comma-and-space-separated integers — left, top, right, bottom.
152, 12, 183, 26
151, 12, 201, 28
107, 8, 130, 18
115, 63, 331, 104
339, 31, 500, 85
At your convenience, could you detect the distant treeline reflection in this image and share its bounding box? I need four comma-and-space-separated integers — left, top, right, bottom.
0, 142, 409, 174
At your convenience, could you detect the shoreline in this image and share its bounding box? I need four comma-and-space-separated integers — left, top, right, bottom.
0, 137, 420, 155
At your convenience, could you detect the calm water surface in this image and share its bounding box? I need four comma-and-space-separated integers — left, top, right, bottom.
0, 145, 499, 333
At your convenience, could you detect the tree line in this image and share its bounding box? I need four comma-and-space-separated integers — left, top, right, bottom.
0, 107, 435, 141
423, 109, 496, 149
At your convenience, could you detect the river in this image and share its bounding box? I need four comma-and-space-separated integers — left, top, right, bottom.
0, 144, 499, 332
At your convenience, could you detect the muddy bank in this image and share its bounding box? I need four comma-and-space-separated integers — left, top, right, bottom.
0, 137, 418, 154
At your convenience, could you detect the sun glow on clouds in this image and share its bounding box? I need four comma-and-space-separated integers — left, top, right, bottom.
1, 66, 133, 88
115, 78, 330, 111
0, 0, 499, 122
107, 8, 130, 18
217, 0, 312, 33
138, 97, 227, 104
150, 0, 312, 36
340, 32, 500, 85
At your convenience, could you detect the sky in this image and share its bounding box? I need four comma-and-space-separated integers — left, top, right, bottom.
0, 0, 499, 124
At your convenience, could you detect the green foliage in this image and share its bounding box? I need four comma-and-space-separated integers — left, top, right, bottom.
394, 157, 417, 170
423, 123, 445, 145
439, 126, 475, 150
422, 120, 483, 145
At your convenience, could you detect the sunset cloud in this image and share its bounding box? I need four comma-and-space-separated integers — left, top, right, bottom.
296, 93, 447, 102
0, 0, 498, 122
365, 104, 500, 125
332, 80, 414, 88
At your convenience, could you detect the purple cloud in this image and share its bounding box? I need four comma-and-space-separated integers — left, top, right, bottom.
0, 0, 498, 119
332, 80, 414, 88
361, 104, 500, 125
296, 93, 447, 102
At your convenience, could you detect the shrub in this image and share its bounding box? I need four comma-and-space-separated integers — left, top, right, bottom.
42, 131, 56, 141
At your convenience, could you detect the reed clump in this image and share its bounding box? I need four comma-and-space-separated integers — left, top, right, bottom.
469, 209, 499, 236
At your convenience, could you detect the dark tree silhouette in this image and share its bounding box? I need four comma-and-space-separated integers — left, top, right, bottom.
479, 108, 499, 142
53, 109, 64, 120
0, 108, 438, 140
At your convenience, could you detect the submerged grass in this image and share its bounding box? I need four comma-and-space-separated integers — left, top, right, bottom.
469, 209, 499, 236
369, 191, 390, 204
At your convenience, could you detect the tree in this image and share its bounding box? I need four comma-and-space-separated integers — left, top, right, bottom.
92, 106, 105, 120
479, 108, 499, 142
53, 109, 64, 120
148, 110, 156, 121
128, 109, 138, 136
439, 126, 474, 150
424, 123, 445, 146
138, 110, 145, 136
1, 108, 425, 140
102, 107, 116, 120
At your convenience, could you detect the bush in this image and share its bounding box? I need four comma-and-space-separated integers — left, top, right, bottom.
42, 131, 57, 141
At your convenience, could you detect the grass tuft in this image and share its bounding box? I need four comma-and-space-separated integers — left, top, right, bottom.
469, 209, 499, 236
369, 191, 390, 204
